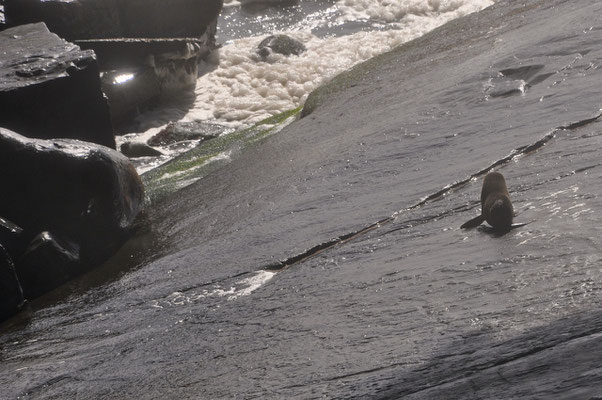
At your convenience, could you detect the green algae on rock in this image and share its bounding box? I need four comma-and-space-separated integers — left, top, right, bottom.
142, 106, 302, 203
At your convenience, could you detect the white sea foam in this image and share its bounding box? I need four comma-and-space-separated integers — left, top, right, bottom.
178, 0, 493, 127
131, 0, 494, 169
226, 270, 276, 300
151, 270, 276, 308
335, 0, 493, 25
223, 0, 242, 7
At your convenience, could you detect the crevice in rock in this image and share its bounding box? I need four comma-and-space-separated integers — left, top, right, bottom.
260, 110, 602, 273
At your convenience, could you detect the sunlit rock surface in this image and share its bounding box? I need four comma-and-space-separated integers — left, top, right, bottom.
0, 23, 115, 148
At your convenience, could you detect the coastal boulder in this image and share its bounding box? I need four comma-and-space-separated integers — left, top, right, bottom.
0, 23, 115, 148
257, 34, 306, 60
0, 244, 24, 321
0, 128, 145, 264
4, 0, 223, 41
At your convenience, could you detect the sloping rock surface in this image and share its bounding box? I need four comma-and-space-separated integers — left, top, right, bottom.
6, 1, 602, 399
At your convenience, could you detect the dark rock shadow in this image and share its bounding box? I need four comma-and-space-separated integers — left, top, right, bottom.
0, 213, 161, 332
373, 310, 602, 399
115, 87, 198, 135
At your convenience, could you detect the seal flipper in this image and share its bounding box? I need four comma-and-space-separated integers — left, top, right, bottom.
461, 214, 485, 229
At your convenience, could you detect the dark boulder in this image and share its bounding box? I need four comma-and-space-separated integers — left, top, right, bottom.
148, 121, 227, 146
120, 142, 164, 158
0, 244, 24, 321
16, 232, 80, 299
0, 23, 115, 148
0, 128, 145, 264
4, 0, 223, 41
257, 34, 306, 61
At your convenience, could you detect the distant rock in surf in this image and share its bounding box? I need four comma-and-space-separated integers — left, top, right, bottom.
257, 34, 306, 61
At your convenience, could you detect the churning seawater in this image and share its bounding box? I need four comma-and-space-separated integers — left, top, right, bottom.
120, 0, 493, 172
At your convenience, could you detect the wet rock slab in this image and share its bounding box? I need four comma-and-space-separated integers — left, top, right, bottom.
0, 23, 115, 148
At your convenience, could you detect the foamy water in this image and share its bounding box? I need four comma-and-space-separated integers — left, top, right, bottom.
151, 270, 276, 308
336, 0, 492, 24
180, 0, 493, 127
131, 0, 494, 169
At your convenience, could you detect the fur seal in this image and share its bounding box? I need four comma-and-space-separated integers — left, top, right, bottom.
461, 172, 514, 231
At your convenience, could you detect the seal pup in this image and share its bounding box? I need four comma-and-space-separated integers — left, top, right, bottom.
461, 172, 514, 231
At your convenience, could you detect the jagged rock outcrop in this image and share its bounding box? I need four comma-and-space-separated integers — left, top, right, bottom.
0, 23, 115, 148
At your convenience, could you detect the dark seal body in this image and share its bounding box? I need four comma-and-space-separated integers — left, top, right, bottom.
461, 172, 514, 231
